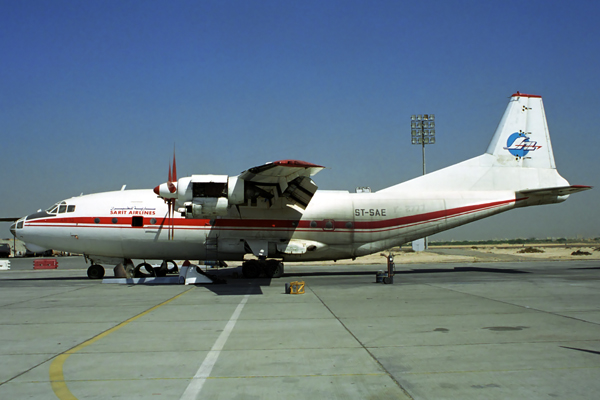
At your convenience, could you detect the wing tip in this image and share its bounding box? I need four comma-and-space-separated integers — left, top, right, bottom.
570, 185, 593, 190
273, 159, 325, 168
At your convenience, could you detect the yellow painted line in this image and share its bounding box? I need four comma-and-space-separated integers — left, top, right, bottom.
50, 287, 194, 400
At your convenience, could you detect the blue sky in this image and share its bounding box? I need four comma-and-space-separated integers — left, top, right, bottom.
1, 0, 599, 240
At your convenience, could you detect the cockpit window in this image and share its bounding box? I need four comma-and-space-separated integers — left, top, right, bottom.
47, 201, 67, 215
67, 205, 76, 213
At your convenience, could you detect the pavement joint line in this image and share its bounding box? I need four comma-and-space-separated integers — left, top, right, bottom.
20, 372, 390, 384
0, 285, 90, 308
400, 365, 600, 375
0, 286, 104, 387
366, 339, 600, 348
307, 285, 415, 400
180, 294, 250, 400
48, 287, 195, 400
425, 282, 600, 327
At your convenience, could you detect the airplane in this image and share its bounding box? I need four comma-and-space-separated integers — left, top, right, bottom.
10, 92, 591, 280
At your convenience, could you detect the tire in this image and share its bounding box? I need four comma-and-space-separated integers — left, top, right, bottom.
87, 264, 105, 279
265, 260, 284, 278
134, 262, 155, 277
242, 261, 260, 279
164, 260, 178, 274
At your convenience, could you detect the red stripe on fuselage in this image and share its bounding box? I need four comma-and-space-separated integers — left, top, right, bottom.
24, 198, 517, 233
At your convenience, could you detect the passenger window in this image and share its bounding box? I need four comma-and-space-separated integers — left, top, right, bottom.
67, 205, 76, 213
59, 205, 67, 213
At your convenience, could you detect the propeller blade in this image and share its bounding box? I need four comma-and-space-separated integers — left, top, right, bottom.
167, 150, 177, 193
156, 147, 178, 239
172, 149, 177, 182
169, 199, 175, 240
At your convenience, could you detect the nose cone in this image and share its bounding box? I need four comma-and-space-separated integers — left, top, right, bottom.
153, 185, 161, 196
9, 222, 16, 238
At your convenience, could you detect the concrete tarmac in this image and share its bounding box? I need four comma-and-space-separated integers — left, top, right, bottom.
0, 256, 599, 399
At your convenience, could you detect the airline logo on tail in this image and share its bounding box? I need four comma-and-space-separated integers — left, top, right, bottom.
504, 132, 542, 157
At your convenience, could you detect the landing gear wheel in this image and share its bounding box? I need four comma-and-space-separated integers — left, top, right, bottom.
134, 262, 156, 277
242, 260, 261, 279
87, 264, 105, 279
155, 264, 167, 277
265, 260, 284, 278
163, 260, 178, 274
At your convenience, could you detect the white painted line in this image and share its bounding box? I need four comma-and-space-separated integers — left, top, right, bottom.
180, 294, 250, 400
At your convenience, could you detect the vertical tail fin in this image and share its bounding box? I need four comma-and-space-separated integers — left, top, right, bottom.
380, 92, 580, 194
486, 92, 556, 169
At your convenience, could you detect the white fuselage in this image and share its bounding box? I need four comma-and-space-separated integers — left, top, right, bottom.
14, 186, 522, 262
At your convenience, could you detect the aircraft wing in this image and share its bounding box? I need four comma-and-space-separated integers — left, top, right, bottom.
518, 185, 592, 197
239, 160, 325, 209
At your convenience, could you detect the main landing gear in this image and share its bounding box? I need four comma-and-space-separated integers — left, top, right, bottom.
241, 259, 284, 279
86, 260, 179, 279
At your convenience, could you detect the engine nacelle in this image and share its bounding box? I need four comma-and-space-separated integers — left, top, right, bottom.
184, 197, 229, 218
176, 175, 245, 218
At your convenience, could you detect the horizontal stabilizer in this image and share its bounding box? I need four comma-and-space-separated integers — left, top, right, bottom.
518, 185, 592, 197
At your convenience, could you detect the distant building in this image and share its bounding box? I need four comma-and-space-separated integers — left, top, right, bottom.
412, 238, 427, 252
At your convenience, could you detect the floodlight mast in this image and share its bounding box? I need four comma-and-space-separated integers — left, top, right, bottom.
410, 113, 436, 251
410, 114, 436, 175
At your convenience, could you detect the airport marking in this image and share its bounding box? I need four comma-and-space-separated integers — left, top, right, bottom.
49, 287, 194, 400
180, 294, 250, 400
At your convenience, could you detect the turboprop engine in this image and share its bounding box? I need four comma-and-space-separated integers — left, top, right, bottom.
174, 175, 245, 218
154, 158, 323, 224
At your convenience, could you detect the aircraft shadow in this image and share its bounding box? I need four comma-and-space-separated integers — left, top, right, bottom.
0, 266, 528, 293
284, 266, 528, 278
199, 276, 273, 296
